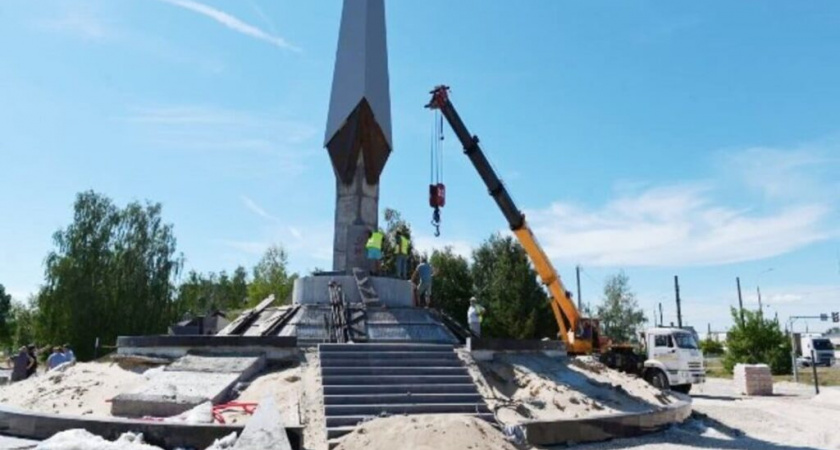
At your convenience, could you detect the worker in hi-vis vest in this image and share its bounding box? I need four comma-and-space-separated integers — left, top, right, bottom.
365, 228, 384, 274
467, 297, 486, 338
395, 231, 410, 279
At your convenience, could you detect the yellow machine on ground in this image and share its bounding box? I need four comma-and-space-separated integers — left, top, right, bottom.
426, 85, 599, 354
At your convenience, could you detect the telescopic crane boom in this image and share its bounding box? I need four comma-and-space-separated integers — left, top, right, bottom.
426, 85, 598, 354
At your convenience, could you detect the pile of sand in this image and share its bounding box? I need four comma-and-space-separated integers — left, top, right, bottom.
461, 352, 678, 424
333, 414, 517, 450
0, 362, 145, 417
220, 364, 302, 426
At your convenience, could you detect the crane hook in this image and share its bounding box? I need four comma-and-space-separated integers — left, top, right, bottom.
431, 206, 441, 237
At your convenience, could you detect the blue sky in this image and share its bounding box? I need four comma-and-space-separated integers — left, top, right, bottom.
1, 1, 838, 333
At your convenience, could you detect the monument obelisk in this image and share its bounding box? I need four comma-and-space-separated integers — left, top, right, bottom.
325, 0, 392, 273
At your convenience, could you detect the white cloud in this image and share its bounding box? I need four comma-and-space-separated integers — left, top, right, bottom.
241, 195, 280, 224
225, 197, 333, 266
527, 184, 831, 267
157, 0, 300, 52
723, 143, 840, 202
39, 10, 109, 40
123, 104, 317, 174
412, 234, 474, 260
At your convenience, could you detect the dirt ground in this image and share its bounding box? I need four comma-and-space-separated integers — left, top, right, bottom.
459, 351, 679, 424
0, 362, 145, 417
220, 363, 302, 426
334, 414, 517, 450
566, 377, 840, 450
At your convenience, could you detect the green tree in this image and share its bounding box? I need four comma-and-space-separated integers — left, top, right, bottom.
723, 308, 791, 374
597, 272, 646, 343
8, 299, 37, 349
699, 337, 725, 355
0, 284, 12, 345
247, 245, 296, 305
36, 191, 182, 360
175, 266, 249, 316
430, 247, 473, 324
471, 234, 556, 339
380, 208, 419, 278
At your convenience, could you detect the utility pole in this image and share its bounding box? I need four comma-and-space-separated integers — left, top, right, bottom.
736, 277, 744, 324
757, 285, 763, 316
674, 275, 683, 328
575, 265, 582, 311
658, 303, 663, 328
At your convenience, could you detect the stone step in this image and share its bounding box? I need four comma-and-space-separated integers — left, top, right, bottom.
318, 343, 453, 353
321, 366, 468, 377
321, 375, 474, 386
322, 383, 480, 396
320, 358, 462, 368
319, 351, 459, 360
324, 393, 485, 405
326, 403, 491, 417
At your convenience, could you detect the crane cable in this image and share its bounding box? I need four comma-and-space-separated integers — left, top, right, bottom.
430, 110, 444, 236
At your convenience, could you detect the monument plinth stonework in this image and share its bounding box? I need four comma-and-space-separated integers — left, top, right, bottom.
324, 0, 392, 273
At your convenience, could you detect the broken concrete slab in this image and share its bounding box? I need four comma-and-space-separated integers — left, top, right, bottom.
166, 354, 265, 377
232, 396, 291, 450
111, 372, 239, 418
111, 355, 265, 418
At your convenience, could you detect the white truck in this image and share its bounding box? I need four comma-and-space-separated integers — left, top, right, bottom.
601, 327, 706, 394
797, 334, 835, 367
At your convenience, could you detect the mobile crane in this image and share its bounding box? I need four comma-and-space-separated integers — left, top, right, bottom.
427, 86, 707, 392
426, 85, 599, 355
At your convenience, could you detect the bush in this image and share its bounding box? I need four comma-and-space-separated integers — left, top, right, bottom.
722, 308, 791, 375
699, 338, 725, 355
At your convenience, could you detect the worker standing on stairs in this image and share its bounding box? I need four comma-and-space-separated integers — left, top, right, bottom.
468, 297, 485, 338
365, 228, 384, 275
412, 257, 437, 308
394, 231, 410, 279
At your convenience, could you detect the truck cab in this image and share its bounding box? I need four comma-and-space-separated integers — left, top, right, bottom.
799, 337, 835, 367
640, 327, 705, 393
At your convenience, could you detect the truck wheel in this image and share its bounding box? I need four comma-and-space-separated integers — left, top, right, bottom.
646, 369, 670, 391
672, 384, 692, 394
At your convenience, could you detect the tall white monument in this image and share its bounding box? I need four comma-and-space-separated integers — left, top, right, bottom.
325, 0, 392, 273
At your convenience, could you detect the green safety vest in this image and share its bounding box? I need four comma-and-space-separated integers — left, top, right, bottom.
366, 231, 384, 250
399, 236, 410, 255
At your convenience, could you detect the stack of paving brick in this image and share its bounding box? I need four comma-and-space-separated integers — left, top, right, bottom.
733, 363, 773, 395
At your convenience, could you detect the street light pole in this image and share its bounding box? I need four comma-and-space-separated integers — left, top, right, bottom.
756, 268, 774, 316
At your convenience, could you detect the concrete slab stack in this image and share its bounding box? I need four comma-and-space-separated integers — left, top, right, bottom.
111, 354, 265, 418
733, 363, 773, 396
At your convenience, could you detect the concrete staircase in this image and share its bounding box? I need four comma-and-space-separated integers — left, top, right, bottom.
319, 343, 492, 442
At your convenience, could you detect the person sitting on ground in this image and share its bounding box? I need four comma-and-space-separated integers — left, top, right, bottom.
46, 346, 67, 372
467, 297, 486, 338
412, 257, 438, 308
9, 346, 32, 383
62, 344, 76, 362
25, 344, 38, 378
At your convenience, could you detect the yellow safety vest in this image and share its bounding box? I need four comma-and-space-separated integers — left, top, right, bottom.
366, 231, 384, 250
399, 236, 410, 255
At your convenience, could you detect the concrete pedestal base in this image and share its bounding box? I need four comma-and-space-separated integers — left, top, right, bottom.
292, 275, 412, 307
